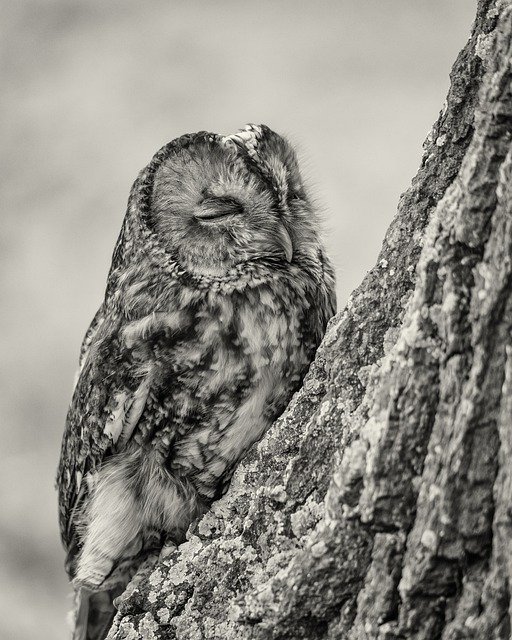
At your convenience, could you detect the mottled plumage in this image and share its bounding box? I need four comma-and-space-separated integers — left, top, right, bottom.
57, 124, 336, 639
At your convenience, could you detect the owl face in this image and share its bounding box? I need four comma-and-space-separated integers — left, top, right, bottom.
149, 125, 317, 277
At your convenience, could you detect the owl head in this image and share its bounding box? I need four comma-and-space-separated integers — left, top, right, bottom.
147, 125, 320, 277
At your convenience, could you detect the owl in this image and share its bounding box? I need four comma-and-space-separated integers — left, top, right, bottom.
57, 124, 336, 639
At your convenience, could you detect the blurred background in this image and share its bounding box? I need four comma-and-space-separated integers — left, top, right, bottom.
1, 1, 475, 638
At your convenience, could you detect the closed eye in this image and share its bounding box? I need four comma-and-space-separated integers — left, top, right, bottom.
194, 196, 244, 221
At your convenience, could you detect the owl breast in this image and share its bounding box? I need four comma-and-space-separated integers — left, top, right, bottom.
130, 281, 312, 501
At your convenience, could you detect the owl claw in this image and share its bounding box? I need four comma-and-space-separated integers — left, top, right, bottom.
159, 538, 178, 561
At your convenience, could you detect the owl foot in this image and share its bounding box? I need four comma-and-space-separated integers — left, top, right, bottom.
73, 572, 107, 592
113, 551, 160, 611
159, 537, 178, 561
73, 551, 116, 592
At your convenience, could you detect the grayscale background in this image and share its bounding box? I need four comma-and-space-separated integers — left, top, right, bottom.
0, 2, 475, 638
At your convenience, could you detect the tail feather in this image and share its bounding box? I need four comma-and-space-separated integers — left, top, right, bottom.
73, 589, 119, 640
69, 526, 164, 639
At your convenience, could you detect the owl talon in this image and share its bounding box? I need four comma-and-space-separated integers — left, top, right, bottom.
159, 539, 178, 561
113, 552, 160, 610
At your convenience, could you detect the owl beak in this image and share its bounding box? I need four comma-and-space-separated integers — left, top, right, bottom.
278, 225, 293, 263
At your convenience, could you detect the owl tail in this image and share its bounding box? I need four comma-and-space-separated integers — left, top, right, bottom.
70, 538, 162, 640
72, 588, 118, 640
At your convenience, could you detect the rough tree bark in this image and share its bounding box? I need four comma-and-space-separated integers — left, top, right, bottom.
107, 1, 512, 637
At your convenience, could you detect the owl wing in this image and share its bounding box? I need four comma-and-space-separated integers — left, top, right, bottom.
57, 306, 182, 560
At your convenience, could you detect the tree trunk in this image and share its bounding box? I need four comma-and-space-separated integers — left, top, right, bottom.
107, 1, 512, 638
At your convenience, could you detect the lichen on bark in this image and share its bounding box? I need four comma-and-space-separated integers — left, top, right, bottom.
107, 1, 512, 638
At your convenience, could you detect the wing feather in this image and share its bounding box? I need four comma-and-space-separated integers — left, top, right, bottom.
57, 308, 174, 555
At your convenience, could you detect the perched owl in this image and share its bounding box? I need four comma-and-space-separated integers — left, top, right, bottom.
57, 124, 336, 639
